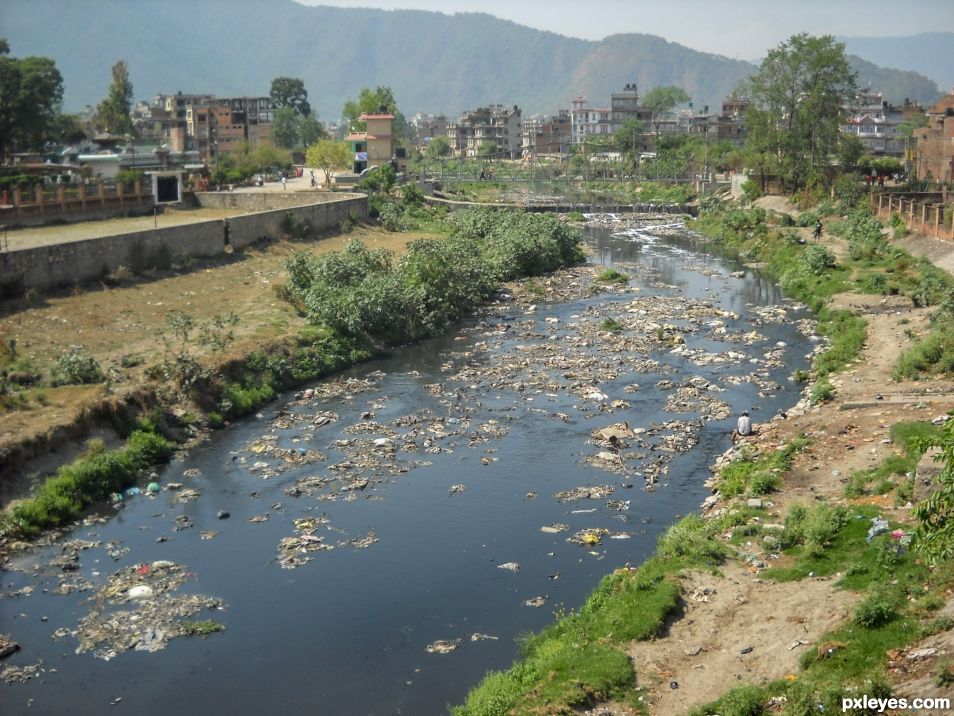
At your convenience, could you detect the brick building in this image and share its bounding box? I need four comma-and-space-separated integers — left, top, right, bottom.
914, 91, 954, 183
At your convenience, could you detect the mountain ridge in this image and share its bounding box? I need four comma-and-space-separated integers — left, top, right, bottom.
0, 0, 943, 119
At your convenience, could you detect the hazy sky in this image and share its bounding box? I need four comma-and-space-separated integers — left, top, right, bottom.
294, 0, 954, 59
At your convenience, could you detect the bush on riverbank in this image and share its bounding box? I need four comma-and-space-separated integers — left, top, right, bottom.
7, 428, 174, 536
282, 209, 584, 345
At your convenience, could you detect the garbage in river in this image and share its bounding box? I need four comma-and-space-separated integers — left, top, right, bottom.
68, 562, 224, 661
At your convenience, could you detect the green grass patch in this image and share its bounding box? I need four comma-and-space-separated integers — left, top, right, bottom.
599, 318, 624, 332
844, 421, 938, 498
595, 268, 629, 284
8, 429, 174, 537
179, 619, 225, 636
716, 438, 809, 498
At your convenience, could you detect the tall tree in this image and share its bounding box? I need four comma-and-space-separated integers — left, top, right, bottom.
743, 33, 856, 191
642, 86, 690, 134
341, 86, 408, 143
272, 108, 300, 149
270, 76, 311, 117
0, 41, 64, 159
96, 60, 135, 136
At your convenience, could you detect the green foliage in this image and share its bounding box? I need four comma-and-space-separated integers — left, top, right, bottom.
690, 684, 766, 716
306, 139, 351, 184
810, 377, 835, 404
51, 345, 103, 386
853, 592, 899, 627
911, 416, 954, 563
180, 619, 225, 636
594, 268, 629, 284
740, 179, 761, 203
743, 33, 856, 191
8, 428, 174, 537
356, 164, 396, 195
270, 76, 311, 117
280, 211, 312, 238
657, 514, 727, 566
599, 318, 624, 333
0, 44, 64, 158
799, 244, 836, 275
283, 210, 582, 347
95, 60, 134, 136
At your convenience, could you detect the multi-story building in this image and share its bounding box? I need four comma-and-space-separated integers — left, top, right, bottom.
411, 113, 449, 149
570, 97, 612, 145
840, 89, 918, 158
131, 93, 277, 163
914, 90, 954, 183
347, 113, 395, 174
610, 84, 652, 131
521, 110, 572, 157
447, 105, 522, 158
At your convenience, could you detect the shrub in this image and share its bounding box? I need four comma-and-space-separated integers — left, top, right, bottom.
740, 179, 761, 203
595, 268, 629, 284
853, 592, 898, 627
657, 515, 726, 566
51, 346, 103, 386
799, 245, 836, 275
811, 378, 835, 404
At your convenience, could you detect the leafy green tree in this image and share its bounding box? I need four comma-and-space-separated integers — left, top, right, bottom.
299, 115, 328, 147
272, 108, 300, 149
896, 113, 928, 139
642, 86, 690, 134
425, 136, 452, 159
96, 60, 135, 136
342, 86, 408, 143
306, 139, 351, 184
614, 118, 645, 162
477, 141, 498, 158
0, 39, 64, 159
270, 76, 311, 117
836, 133, 865, 170
743, 33, 856, 191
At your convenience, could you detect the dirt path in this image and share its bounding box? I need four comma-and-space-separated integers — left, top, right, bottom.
629, 567, 856, 714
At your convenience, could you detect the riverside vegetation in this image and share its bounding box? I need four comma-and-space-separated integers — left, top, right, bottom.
452, 184, 954, 715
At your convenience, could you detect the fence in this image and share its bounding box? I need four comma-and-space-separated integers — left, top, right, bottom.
0, 179, 154, 225
871, 192, 954, 240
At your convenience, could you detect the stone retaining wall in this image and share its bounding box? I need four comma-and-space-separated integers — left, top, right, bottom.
0, 194, 368, 294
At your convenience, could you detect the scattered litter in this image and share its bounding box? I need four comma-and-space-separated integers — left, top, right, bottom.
497, 562, 520, 573
523, 596, 549, 608
426, 639, 462, 654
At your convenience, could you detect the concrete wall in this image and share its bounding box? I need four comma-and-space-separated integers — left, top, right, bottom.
1, 221, 223, 293
1, 194, 368, 294
228, 196, 368, 249
194, 191, 363, 212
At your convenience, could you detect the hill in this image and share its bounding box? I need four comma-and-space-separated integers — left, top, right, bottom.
840, 32, 954, 92
0, 0, 942, 119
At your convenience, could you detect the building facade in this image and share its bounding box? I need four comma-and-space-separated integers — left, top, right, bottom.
521, 110, 572, 157
914, 91, 954, 183
446, 105, 522, 158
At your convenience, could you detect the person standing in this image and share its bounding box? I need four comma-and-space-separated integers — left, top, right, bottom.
281, 175, 287, 190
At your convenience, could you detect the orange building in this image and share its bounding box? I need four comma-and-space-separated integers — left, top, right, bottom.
346, 113, 394, 174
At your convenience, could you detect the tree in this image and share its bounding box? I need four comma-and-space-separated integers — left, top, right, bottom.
477, 141, 498, 158
0, 40, 64, 159
743, 33, 856, 191
342, 86, 408, 143
425, 136, 452, 159
306, 139, 351, 185
299, 115, 328, 147
614, 118, 645, 162
270, 76, 311, 117
642, 86, 690, 134
96, 60, 135, 136
836, 134, 865, 170
272, 108, 300, 149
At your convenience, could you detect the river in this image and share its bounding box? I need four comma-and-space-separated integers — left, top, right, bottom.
0, 220, 813, 715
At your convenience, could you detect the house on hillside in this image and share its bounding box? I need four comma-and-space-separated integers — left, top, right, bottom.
914, 90, 954, 183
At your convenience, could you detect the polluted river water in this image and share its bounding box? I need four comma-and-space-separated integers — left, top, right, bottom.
1, 219, 815, 715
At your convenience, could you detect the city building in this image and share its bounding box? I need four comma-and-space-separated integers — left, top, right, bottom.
521, 110, 572, 157
570, 97, 612, 145
446, 105, 522, 158
914, 90, 954, 183
411, 113, 449, 149
841, 90, 924, 158
347, 113, 395, 174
